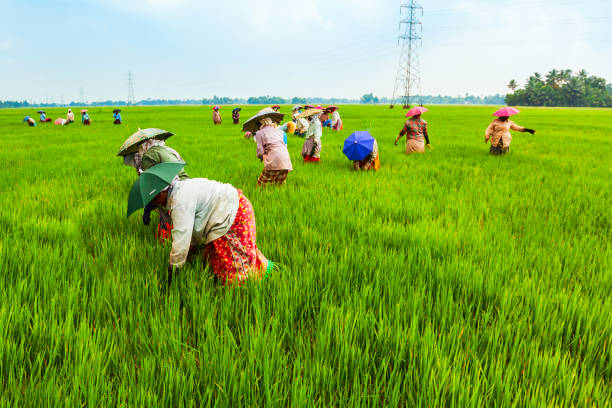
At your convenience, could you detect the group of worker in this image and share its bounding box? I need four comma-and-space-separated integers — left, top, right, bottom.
113, 103, 537, 290
22, 108, 122, 126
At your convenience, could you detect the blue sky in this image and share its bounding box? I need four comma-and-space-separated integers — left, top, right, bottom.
1, 0, 611, 102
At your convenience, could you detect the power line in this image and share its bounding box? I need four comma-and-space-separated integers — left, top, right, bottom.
391, 0, 423, 109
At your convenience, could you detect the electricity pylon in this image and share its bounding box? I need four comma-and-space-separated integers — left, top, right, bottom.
390, 0, 423, 109
127, 71, 135, 105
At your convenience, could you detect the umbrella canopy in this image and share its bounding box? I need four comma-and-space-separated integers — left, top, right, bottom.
296, 108, 323, 119
54, 118, 66, 125
343, 131, 375, 161
213, 105, 219, 111
127, 162, 186, 218
405, 106, 429, 117
232, 107, 241, 112
37, 110, 45, 114
80, 109, 88, 114
326, 105, 338, 111
113, 109, 121, 113
272, 104, 280, 108
23, 116, 31, 122
242, 108, 285, 133
493, 107, 520, 117
117, 128, 174, 157
304, 105, 315, 109
292, 105, 303, 111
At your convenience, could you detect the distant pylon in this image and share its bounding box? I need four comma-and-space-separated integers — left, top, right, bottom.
390, 0, 423, 109
127, 71, 136, 105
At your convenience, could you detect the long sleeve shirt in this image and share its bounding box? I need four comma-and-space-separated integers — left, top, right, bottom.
331, 111, 341, 126
140, 145, 190, 180
167, 178, 239, 267
485, 119, 525, 148
256, 126, 293, 171
114, 113, 121, 121
399, 118, 429, 144
305, 118, 322, 143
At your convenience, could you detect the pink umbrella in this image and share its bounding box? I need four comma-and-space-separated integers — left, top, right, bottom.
54, 118, 65, 125
493, 107, 520, 117
405, 107, 429, 117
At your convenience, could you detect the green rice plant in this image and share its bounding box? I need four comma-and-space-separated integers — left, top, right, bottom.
0, 105, 610, 406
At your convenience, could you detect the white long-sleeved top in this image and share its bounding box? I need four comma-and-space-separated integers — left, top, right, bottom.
305, 117, 322, 142
167, 178, 239, 267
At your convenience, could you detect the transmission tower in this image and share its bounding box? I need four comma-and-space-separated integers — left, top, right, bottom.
390, 0, 423, 109
127, 71, 136, 105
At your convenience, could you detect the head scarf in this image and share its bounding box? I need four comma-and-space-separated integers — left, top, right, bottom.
259, 117, 276, 130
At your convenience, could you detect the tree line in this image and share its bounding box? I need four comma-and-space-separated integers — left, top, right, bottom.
505, 69, 612, 107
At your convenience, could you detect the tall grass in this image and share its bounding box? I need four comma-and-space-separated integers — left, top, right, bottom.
0, 105, 610, 406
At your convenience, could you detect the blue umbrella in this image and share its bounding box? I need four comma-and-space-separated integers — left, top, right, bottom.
22, 116, 30, 122
343, 131, 375, 161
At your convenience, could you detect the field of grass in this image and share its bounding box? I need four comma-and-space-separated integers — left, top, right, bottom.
0, 105, 610, 406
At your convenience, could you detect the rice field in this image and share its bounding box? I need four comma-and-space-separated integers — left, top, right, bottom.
0, 105, 610, 406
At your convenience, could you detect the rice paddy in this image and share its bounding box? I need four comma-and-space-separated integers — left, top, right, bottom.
0, 105, 610, 406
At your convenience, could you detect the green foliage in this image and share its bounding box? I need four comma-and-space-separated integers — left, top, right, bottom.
506, 69, 612, 107
1, 105, 611, 406
360, 93, 380, 104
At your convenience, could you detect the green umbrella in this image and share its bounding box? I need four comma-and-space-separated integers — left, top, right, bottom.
127, 162, 186, 218
117, 128, 174, 157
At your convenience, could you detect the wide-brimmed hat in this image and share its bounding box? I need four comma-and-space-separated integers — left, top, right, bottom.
37, 110, 45, 114
80, 109, 88, 114
292, 105, 303, 111
113, 109, 121, 113
127, 162, 186, 218
232, 107, 241, 112
116, 128, 174, 157
296, 108, 323, 119
405, 107, 428, 117
242, 108, 284, 133
493, 107, 519, 117
326, 105, 338, 112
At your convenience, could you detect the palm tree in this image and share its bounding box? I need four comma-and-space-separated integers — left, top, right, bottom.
507, 80, 518, 91
546, 69, 559, 89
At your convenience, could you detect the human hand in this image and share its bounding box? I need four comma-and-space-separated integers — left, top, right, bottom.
524, 128, 536, 134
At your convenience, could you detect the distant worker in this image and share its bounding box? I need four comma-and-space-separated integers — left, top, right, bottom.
243, 108, 292, 186
343, 131, 379, 171
23, 116, 36, 127
113, 109, 122, 124
271, 104, 281, 112
278, 121, 295, 144
38, 110, 51, 122
117, 128, 189, 241
232, 107, 241, 125
329, 106, 343, 131
320, 107, 331, 128
81, 109, 91, 125
300, 108, 323, 162
127, 163, 272, 286
485, 107, 536, 155
394, 106, 431, 154
67, 109, 75, 123
213, 106, 222, 125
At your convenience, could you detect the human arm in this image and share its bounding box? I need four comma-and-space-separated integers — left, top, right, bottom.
168, 199, 197, 268
485, 123, 494, 143
395, 126, 407, 145
256, 131, 265, 160
423, 123, 430, 146
510, 121, 526, 132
